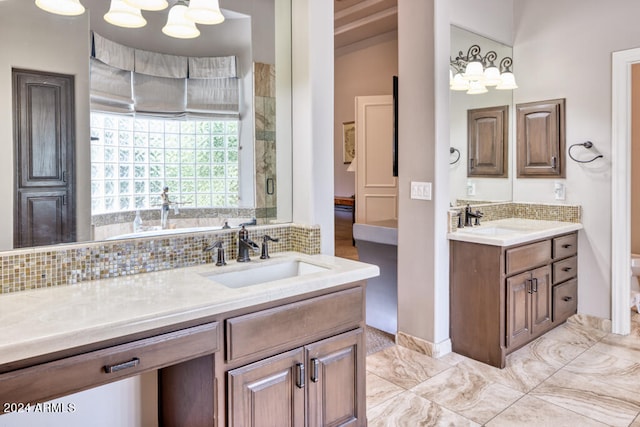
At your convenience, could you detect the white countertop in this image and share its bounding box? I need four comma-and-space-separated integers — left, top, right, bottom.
0, 252, 379, 367
447, 218, 583, 246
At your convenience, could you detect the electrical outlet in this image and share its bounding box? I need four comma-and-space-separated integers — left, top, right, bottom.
410, 181, 432, 200
554, 181, 566, 200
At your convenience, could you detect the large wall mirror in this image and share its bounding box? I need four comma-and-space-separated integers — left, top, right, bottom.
0, 0, 292, 250
449, 25, 513, 205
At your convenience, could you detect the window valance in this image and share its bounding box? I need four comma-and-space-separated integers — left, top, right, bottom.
90, 32, 239, 118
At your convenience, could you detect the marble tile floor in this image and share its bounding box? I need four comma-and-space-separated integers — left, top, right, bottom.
366, 311, 640, 426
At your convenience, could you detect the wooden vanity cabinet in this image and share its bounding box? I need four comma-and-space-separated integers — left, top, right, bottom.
0, 283, 366, 427
450, 231, 578, 368
161, 284, 367, 427
224, 287, 366, 427
0, 322, 220, 407
228, 329, 363, 427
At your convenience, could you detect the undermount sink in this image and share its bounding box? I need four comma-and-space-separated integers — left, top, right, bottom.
463, 226, 527, 236
203, 260, 330, 288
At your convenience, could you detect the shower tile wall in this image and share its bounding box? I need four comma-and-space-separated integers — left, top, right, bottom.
254, 62, 278, 223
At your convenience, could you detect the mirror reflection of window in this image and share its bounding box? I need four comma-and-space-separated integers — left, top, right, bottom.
90, 114, 240, 214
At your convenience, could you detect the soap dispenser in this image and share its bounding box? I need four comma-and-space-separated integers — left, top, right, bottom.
133, 210, 143, 232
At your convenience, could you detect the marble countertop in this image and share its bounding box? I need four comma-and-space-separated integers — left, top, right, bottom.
353, 221, 398, 245
447, 218, 583, 246
0, 252, 379, 367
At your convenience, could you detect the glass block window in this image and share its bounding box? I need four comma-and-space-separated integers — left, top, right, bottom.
90, 113, 239, 214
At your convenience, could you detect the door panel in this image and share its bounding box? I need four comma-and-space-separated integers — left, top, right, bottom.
306, 329, 364, 427
13, 69, 75, 248
506, 271, 531, 349
467, 105, 508, 177
531, 265, 553, 335
355, 96, 398, 224
227, 348, 305, 427
17, 189, 70, 247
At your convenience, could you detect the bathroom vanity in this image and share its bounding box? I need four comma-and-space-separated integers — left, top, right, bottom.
0, 253, 378, 426
448, 218, 582, 368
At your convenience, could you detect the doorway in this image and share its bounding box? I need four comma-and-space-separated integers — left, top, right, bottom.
13, 69, 76, 248
611, 47, 640, 335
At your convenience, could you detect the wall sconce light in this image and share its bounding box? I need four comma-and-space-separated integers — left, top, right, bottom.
450, 44, 518, 94
35, 0, 225, 39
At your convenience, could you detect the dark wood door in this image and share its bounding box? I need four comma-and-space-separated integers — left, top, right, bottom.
306, 329, 365, 427
530, 265, 553, 335
227, 348, 305, 427
467, 105, 508, 177
506, 271, 532, 349
13, 69, 76, 248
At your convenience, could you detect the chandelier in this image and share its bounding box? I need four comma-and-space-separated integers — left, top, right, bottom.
450, 44, 517, 94
34, 0, 225, 39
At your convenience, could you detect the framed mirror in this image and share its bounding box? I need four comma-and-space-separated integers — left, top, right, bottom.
449, 25, 514, 206
0, 0, 292, 250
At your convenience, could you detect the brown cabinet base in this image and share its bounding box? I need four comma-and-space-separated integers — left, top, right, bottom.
450, 232, 578, 368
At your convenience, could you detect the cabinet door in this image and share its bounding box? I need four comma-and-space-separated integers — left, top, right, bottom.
506, 271, 532, 349
306, 329, 365, 427
516, 98, 565, 178
227, 348, 305, 427
530, 265, 553, 335
467, 105, 508, 177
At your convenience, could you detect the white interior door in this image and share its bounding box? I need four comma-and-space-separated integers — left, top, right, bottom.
355, 95, 398, 224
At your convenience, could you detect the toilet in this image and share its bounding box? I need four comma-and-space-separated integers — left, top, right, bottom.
631, 254, 640, 312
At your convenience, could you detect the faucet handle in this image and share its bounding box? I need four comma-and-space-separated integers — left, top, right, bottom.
204, 240, 227, 266
260, 235, 279, 259
203, 240, 223, 251
474, 210, 484, 226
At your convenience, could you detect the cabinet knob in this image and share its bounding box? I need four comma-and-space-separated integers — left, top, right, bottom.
562, 267, 572, 272
562, 296, 573, 302
562, 244, 572, 249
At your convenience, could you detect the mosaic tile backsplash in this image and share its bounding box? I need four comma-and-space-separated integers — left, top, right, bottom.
0, 223, 320, 294
448, 201, 581, 232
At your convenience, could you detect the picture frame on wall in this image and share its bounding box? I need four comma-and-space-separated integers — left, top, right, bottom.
343, 121, 355, 164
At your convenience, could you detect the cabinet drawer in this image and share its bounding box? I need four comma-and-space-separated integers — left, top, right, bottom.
553, 256, 577, 284
553, 233, 577, 259
226, 287, 364, 361
0, 322, 219, 405
506, 240, 551, 275
553, 279, 577, 321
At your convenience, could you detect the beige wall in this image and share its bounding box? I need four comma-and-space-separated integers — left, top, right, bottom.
513, 0, 640, 319
633, 63, 640, 254
334, 33, 398, 198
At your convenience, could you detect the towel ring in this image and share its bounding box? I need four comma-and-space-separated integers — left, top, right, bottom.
450, 147, 461, 165
568, 141, 603, 163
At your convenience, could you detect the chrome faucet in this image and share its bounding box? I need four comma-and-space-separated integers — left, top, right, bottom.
237, 225, 259, 262
464, 204, 483, 227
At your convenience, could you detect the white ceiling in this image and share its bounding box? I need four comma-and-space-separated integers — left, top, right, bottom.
334, 0, 398, 49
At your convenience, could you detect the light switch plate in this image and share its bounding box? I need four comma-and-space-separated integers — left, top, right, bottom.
410, 181, 432, 200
